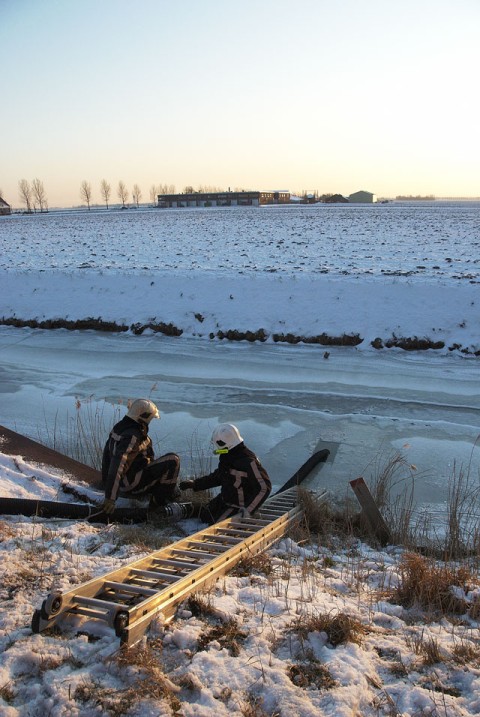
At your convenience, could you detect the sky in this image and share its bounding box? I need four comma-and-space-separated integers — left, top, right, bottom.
1, 0, 480, 208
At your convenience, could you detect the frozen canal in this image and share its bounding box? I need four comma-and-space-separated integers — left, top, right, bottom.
1, 326, 479, 512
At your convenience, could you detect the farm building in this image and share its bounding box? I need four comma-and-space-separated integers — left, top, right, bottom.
348, 190, 377, 203
0, 197, 11, 215
157, 190, 290, 208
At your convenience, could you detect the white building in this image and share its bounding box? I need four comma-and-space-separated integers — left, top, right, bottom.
348, 190, 377, 203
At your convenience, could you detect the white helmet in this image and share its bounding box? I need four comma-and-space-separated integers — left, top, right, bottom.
211, 423, 243, 453
127, 398, 160, 425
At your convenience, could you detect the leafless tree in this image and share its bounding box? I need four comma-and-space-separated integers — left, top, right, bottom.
19, 179, 33, 213
100, 179, 111, 209
117, 180, 128, 207
132, 184, 142, 207
32, 178, 48, 212
80, 180, 92, 210
157, 183, 176, 195
149, 184, 159, 205
199, 184, 224, 193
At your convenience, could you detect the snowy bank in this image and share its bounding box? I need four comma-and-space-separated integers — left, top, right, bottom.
1, 270, 479, 354
1, 452, 480, 717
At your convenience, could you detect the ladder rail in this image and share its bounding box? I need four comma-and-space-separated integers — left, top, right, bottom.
118, 504, 302, 645
32, 487, 304, 645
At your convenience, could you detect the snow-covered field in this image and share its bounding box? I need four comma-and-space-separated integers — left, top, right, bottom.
2, 203, 479, 280
1, 202, 479, 353
1, 202, 480, 716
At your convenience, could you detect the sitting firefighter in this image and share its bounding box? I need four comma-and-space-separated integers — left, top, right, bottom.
102, 398, 180, 514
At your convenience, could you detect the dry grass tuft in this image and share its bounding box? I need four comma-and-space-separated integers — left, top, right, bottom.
451, 639, 480, 666
42, 397, 123, 469
287, 662, 337, 690
0, 521, 15, 541
2, 565, 36, 592
468, 597, 480, 620
444, 457, 480, 559
420, 636, 443, 666
296, 489, 336, 537
289, 491, 337, 546
231, 551, 274, 577
392, 552, 473, 614
293, 488, 371, 545
289, 611, 368, 647
240, 692, 280, 717
197, 617, 248, 656
103, 643, 181, 713
113, 523, 173, 552
186, 593, 217, 619
0, 681, 15, 703
368, 449, 417, 545
74, 679, 138, 716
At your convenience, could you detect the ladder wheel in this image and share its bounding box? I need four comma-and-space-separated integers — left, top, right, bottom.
114, 611, 129, 636
40, 599, 50, 620
31, 609, 42, 633
44, 593, 63, 616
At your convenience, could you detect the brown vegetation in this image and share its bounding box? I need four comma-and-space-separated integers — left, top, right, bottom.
289, 611, 369, 647
1, 315, 478, 353
391, 552, 473, 615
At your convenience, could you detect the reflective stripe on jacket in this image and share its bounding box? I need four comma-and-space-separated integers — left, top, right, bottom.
193, 443, 271, 513
101, 415, 153, 501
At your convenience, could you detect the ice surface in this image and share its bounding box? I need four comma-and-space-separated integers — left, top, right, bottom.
0, 328, 478, 511
1, 202, 479, 511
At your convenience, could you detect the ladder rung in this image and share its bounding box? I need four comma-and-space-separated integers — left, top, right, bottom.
208, 534, 242, 544
170, 548, 215, 560
153, 558, 202, 569
258, 509, 290, 517
72, 606, 107, 619
188, 540, 230, 552
267, 498, 295, 505
76, 595, 123, 610
104, 581, 158, 597
221, 528, 258, 537
130, 569, 179, 583
231, 513, 283, 533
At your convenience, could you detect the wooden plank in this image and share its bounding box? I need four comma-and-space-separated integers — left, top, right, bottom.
349, 477, 391, 545
0, 423, 102, 487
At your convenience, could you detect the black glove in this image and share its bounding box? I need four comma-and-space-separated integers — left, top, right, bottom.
103, 498, 116, 514
179, 480, 195, 491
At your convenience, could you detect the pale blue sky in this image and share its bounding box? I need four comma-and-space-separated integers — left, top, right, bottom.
1, 0, 479, 207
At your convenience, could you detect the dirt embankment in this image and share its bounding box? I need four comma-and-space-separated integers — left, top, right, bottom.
1, 315, 479, 355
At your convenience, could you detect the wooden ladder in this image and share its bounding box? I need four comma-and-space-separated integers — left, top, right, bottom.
32, 487, 303, 647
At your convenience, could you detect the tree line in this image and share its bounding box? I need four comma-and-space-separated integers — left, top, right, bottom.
13, 181, 353, 211
80, 181, 181, 210
15, 180, 181, 212
80, 182, 227, 209
18, 178, 49, 213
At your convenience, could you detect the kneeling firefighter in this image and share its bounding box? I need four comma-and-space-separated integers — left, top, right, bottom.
180, 423, 272, 524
